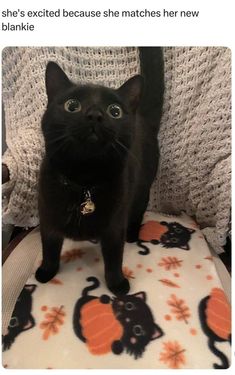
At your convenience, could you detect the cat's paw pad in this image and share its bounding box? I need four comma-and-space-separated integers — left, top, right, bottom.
35, 267, 58, 283
100, 295, 111, 304
108, 278, 130, 296
112, 340, 123, 355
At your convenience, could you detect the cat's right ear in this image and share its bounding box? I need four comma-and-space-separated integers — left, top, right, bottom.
45, 62, 72, 102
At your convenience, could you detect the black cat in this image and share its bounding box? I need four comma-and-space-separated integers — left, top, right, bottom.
137, 220, 195, 255
73, 277, 163, 358
35, 47, 164, 295
2, 284, 37, 351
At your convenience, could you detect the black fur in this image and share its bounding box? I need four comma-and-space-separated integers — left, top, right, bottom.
2, 285, 36, 351
35, 48, 164, 294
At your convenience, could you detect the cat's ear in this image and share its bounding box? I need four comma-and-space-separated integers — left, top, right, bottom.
117, 75, 143, 111
160, 221, 168, 226
24, 284, 37, 294
151, 324, 164, 341
133, 292, 146, 301
187, 228, 196, 234
45, 62, 72, 102
180, 244, 190, 250
22, 318, 35, 331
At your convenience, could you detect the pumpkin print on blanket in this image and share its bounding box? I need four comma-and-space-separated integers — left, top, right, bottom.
199, 288, 231, 369
73, 277, 163, 358
137, 221, 195, 255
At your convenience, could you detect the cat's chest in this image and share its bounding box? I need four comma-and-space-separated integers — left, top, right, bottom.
55, 186, 114, 239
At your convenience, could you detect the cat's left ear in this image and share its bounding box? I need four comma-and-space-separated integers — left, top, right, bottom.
133, 292, 146, 301
24, 284, 37, 294
180, 244, 190, 250
151, 324, 164, 341
45, 61, 73, 102
187, 228, 196, 234
117, 75, 143, 111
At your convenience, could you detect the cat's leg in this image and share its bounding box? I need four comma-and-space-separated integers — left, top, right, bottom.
35, 229, 63, 283
126, 190, 150, 242
101, 230, 130, 295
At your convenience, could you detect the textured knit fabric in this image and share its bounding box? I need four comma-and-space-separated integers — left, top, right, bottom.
2, 47, 231, 254
150, 47, 231, 254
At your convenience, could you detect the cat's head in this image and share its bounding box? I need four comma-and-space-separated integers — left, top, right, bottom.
112, 292, 163, 358
42, 62, 143, 164
160, 222, 195, 250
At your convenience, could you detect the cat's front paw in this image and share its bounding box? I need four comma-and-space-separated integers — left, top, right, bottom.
2, 335, 13, 351
108, 278, 130, 296
35, 266, 59, 283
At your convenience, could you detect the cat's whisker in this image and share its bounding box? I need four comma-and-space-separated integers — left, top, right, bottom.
115, 139, 141, 167
111, 143, 124, 160
47, 138, 70, 157
46, 135, 68, 145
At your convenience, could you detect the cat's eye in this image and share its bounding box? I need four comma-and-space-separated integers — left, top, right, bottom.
175, 227, 182, 234
133, 325, 144, 336
64, 99, 81, 113
125, 302, 134, 311
171, 237, 178, 243
9, 317, 19, 328
107, 104, 123, 119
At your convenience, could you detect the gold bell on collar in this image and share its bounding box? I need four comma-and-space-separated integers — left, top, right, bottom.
80, 190, 95, 216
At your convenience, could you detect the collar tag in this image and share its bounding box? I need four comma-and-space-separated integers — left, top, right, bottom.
80, 190, 95, 215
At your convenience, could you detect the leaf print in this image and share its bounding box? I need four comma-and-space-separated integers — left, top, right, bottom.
49, 278, 63, 285
159, 341, 186, 368
159, 279, 180, 288
40, 305, 66, 340
167, 294, 191, 324
123, 266, 135, 279
61, 248, 85, 263
158, 257, 183, 271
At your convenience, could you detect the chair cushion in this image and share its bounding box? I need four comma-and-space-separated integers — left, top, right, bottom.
2, 211, 231, 369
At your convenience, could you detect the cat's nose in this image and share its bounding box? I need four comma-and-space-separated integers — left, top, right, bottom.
86, 108, 103, 123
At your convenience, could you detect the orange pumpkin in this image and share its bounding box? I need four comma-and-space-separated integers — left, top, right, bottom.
80, 299, 123, 355
206, 288, 231, 340
139, 221, 167, 242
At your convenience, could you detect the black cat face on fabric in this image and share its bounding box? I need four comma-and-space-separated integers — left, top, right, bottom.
160, 222, 195, 249
73, 277, 163, 358
137, 220, 196, 255
2, 285, 37, 351
112, 292, 164, 358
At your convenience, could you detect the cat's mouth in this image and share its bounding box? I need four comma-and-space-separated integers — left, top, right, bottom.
85, 128, 103, 144
74, 124, 114, 147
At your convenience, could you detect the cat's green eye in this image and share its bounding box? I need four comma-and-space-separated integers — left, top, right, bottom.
64, 99, 81, 113
9, 317, 19, 328
125, 302, 134, 311
133, 325, 144, 336
175, 228, 182, 234
107, 104, 123, 119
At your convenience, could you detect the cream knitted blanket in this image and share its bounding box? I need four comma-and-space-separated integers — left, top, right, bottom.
2, 47, 231, 254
